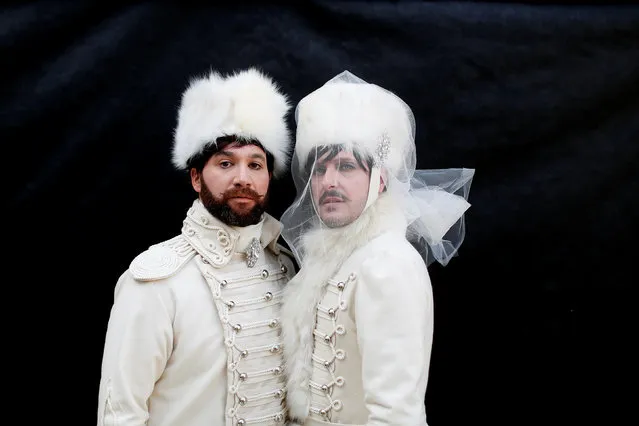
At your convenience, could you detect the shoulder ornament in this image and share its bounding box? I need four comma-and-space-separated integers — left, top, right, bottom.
129, 236, 196, 281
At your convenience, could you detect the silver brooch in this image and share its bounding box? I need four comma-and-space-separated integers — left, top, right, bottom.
245, 237, 262, 268
374, 132, 391, 167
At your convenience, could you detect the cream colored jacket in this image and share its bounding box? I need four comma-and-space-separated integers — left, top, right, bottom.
281, 193, 433, 426
97, 199, 296, 426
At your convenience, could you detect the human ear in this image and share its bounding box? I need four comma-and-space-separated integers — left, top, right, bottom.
378, 175, 386, 194
190, 168, 201, 193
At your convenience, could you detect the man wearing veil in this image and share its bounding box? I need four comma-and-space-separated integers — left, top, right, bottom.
280, 71, 474, 425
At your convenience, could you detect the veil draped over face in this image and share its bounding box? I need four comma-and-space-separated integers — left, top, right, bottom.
280, 71, 474, 267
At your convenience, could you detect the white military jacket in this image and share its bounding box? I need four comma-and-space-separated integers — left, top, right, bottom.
97, 199, 296, 426
281, 193, 433, 426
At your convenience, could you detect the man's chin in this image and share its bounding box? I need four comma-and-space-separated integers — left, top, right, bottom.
226, 211, 264, 227
202, 201, 265, 227
229, 207, 256, 218
320, 213, 353, 228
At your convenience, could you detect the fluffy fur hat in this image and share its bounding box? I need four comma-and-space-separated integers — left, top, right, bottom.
173, 67, 292, 177
294, 75, 414, 175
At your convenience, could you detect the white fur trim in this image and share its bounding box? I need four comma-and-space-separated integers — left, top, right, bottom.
280, 192, 407, 420
294, 81, 412, 174
173, 67, 292, 177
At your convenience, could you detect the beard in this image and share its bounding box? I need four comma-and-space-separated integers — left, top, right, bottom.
200, 181, 269, 227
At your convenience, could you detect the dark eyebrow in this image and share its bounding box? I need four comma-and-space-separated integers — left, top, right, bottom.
318, 156, 359, 167
216, 150, 266, 162
249, 153, 267, 162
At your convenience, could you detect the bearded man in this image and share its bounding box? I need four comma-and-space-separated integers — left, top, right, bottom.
97, 67, 296, 426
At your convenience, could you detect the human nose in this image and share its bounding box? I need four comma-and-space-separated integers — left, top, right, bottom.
233, 164, 252, 187
321, 165, 338, 189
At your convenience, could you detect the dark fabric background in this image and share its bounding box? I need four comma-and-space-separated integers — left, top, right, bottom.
5, 1, 638, 424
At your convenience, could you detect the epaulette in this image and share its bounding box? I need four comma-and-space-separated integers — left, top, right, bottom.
129, 236, 196, 282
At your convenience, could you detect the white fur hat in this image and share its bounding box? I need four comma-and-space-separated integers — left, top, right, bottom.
294, 73, 415, 175
173, 67, 292, 177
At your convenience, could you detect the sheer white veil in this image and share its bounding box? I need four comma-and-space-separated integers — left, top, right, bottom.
281, 71, 474, 266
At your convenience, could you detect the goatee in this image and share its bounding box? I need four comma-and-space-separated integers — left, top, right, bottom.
200, 182, 268, 227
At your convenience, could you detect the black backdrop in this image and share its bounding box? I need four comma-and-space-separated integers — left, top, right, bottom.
5, 1, 638, 425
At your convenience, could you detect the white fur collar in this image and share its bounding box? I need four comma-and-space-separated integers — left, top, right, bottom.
281, 192, 406, 420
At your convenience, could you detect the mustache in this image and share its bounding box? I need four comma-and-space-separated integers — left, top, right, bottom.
319, 189, 350, 204
221, 187, 264, 202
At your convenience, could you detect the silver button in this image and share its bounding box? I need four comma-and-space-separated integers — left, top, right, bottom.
319, 409, 328, 417
324, 360, 331, 368
264, 292, 273, 301
324, 334, 331, 343
281, 264, 288, 273
240, 350, 248, 358
238, 396, 247, 405
270, 344, 280, 353
261, 269, 269, 279
275, 389, 284, 398
232, 324, 242, 332
220, 280, 228, 287
274, 413, 284, 423
321, 384, 329, 392
328, 308, 335, 317
239, 372, 247, 381
273, 366, 282, 375
237, 420, 245, 426
227, 300, 235, 308
269, 319, 279, 328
